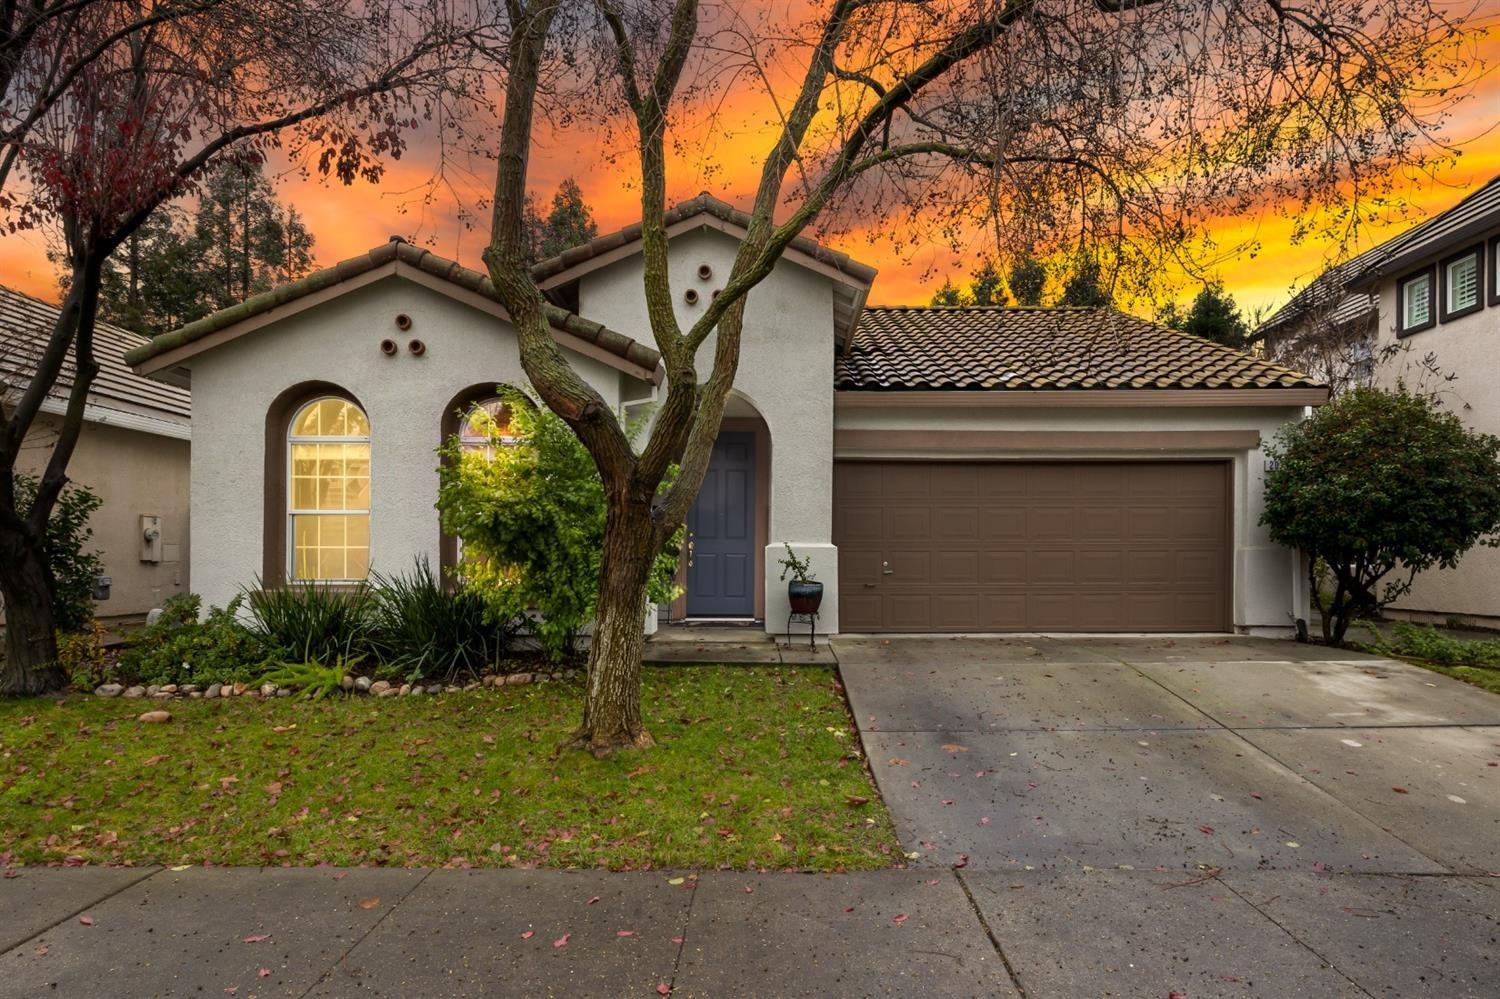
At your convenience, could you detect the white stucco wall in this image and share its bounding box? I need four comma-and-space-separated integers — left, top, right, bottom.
185, 276, 633, 610
578, 226, 839, 633
833, 403, 1312, 634
1373, 226, 1500, 624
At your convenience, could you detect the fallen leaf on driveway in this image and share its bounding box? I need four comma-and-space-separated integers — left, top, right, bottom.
657, 984, 671, 995
888, 758, 909, 766
843, 906, 854, 913
617, 930, 635, 937
892, 913, 908, 924
553, 933, 570, 948
520, 930, 534, 939
33, 946, 47, 957
258, 968, 270, 977
358, 898, 380, 909
242, 934, 269, 944
979, 817, 990, 826
1198, 825, 1215, 836
78, 915, 94, 926
1392, 787, 1409, 794
667, 877, 685, 886
586, 896, 601, 905
941, 744, 968, 753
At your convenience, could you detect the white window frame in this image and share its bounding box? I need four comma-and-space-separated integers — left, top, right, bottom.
1397, 268, 1435, 336
287, 397, 371, 583
1440, 244, 1483, 322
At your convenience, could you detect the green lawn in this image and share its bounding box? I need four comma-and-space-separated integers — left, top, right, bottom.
0, 666, 899, 871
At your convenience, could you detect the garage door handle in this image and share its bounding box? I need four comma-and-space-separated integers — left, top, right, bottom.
882, 561, 893, 575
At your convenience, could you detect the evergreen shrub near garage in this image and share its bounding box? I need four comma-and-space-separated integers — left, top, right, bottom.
1262, 386, 1500, 646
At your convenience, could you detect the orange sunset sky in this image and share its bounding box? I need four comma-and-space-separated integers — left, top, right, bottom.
2, 17, 1498, 320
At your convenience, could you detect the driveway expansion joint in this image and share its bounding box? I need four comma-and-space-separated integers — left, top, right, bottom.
954, 869, 1028, 998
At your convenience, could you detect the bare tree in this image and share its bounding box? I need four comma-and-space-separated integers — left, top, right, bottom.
0, 0, 488, 693
473, 0, 1482, 754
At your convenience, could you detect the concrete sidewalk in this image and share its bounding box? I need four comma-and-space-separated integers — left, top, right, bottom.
6, 864, 1498, 997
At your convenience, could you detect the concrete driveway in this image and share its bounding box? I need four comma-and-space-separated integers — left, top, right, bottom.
836, 634, 1500, 997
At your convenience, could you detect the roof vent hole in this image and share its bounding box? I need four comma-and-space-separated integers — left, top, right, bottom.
394, 313, 413, 331
408, 338, 426, 357
697, 263, 713, 281
379, 338, 399, 357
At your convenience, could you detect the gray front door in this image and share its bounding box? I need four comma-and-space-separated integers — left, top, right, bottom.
687, 432, 756, 617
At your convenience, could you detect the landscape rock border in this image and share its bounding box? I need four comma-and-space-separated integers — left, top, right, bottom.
96, 669, 583, 701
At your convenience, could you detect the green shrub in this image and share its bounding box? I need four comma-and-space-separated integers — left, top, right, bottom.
245, 581, 378, 664
257, 659, 349, 700
116, 595, 269, 686
1368, 621, 1500, 668
437, 387, 680, 660
371, 557, 512, 681
1262, 387, 1500, 645
57, 622, 111, 692
13, 473, 104, 633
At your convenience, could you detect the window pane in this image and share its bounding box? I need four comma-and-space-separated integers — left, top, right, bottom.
292, 398, 369, 438
1447, 253, 1478, 312
288, 398, 371, 581
291, 514, 370, 581
1403, 274, 1430, 328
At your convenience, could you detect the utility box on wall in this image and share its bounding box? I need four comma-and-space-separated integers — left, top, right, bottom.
140, 514, 163, 563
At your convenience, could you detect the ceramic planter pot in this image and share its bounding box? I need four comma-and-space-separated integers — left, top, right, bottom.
788, 580, 824, 614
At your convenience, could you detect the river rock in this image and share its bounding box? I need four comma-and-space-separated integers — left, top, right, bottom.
137, 710, 172, 723
95, 683, 123, 698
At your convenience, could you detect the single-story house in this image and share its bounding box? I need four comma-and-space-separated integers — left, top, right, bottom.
1, 285, 191, 625
1255, 175, 1500, 627
125, 194, 1325, 637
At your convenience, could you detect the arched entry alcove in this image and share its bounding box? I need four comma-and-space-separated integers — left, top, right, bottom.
669, 391, 772, 622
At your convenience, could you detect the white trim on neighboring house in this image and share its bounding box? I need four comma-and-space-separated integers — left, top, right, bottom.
39, 396, 191, 441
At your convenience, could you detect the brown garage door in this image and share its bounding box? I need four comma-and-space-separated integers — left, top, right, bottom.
834, 461, 1230, 633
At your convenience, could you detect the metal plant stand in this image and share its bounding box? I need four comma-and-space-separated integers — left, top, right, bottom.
785, 609, 819, 649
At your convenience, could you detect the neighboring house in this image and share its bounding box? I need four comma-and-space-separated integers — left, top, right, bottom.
1345, 177, 1500, 627
0, 286, 191, 625
126, 194, 1325, 638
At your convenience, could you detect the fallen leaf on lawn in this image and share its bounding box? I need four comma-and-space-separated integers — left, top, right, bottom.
553, 934, 570, 948
1392, 787, 1409, 794
845, 795, 869, 806
242, 934, 269, 944
272, 725, 296, 734
892, 913, 909, 924
358, 898, 381, 909
78, 915, 94, 926
617, 930, 635, 937
520, 931, 534, 940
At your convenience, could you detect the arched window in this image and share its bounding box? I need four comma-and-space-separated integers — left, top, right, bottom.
457, 397, 514, 460
288, 396, 371, 581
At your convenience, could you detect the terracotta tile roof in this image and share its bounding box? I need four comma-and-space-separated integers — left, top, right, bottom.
836, 306, 1322, 391
529, 192, 878, 286
125, 239, 662, 373
1, 285, 190, 432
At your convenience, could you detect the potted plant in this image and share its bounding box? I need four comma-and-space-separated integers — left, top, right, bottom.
777, 543, 823, 614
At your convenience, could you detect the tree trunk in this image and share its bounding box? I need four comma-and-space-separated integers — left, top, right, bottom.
0, 533, 66, 695
573, 498, 658, 755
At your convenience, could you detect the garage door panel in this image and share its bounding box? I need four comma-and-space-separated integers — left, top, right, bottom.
886, 506, 932, 540
835, 461, 1229, 633
981, 550, 1027, 583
